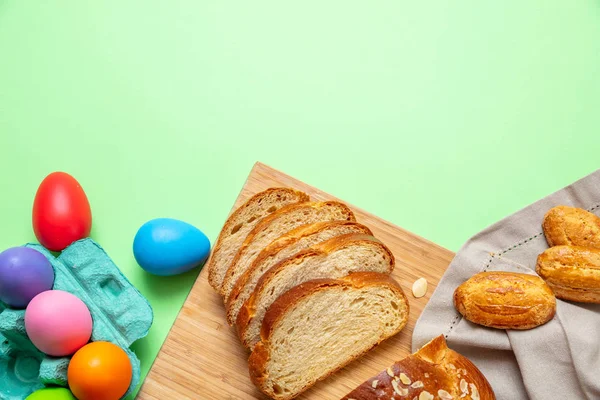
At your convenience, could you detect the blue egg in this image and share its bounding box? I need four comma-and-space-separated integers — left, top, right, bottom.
133, 218, 211, 276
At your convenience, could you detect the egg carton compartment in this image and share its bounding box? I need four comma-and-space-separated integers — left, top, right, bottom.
0, 239, 153, 399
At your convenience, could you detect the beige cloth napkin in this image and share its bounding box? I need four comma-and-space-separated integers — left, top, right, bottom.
413, 169, 600, 400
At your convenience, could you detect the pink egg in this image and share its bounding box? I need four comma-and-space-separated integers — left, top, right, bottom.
25, 290, 93, 356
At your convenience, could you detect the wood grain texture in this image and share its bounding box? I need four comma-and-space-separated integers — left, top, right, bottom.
138, 162, 454, 400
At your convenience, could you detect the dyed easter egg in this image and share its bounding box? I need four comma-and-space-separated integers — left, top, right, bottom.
33, 172, 92, 252
25, 290, 93, 356
68, 341, 132, 400
26, 387, 76, 400
133, 218, 210, 276
0, 247, 54, 308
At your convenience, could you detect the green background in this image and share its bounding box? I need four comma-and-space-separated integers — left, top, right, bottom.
1, 0, 599, 396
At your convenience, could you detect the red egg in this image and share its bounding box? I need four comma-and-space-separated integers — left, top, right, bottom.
32, 172, 92, 252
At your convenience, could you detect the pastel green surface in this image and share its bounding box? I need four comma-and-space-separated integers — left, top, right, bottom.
0, 0, 599, 396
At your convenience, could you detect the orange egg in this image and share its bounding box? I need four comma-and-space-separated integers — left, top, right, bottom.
67, 341, 132, 400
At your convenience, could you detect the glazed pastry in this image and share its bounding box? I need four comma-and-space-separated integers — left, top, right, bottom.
536, 245, 600, 303
454, 271, 556, 330
542, 205, 600, 249
341, 335, 495, 400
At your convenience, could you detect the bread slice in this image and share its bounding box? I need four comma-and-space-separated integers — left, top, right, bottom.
237, 233, 395, 348
341, 335, 495, 400
219, 201, 355, 298
224, 221, 373, 324
248, 272, 409, 400
207, 188, 309, 290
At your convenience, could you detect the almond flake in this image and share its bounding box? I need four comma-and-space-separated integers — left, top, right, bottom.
438, 389, 453, 400
387, 367, 395, 377
411, 381, 424, 388
448, 363, 456, 370
424, 373, 430, 378
460, 379, 468, 394
399, 373, 411, 385
412, 277, 428, 298
392, 379, 409, 396
419, 391, 434, 400
461, 368, 468, 376
470, 383, 480, 400
371, 379, 379, 388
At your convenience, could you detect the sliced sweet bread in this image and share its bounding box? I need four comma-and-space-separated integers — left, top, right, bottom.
341, 335, 495, 400
224, 221, 372, 324
248, 272, 409, 400
219, 201, 355, 299
237, 233, 395, 348
207, 188, 309, 290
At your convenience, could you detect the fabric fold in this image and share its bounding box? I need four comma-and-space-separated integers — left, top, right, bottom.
413, 169, 600, 400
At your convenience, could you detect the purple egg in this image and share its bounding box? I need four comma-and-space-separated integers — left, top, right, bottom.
0, 247, 55, 308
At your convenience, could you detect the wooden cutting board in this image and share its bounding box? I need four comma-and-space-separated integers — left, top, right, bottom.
138, 162, 455, 400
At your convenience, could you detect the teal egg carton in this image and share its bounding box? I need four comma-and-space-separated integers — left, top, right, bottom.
0, 239, 153, 400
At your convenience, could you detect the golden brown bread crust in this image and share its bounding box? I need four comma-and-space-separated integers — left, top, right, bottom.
219, 201, 355, 297
248, 272, 409, 399
207, 188, 309, 290
536, 245, 600, 303
453, 272, 556, 330
542, 205, 600, 249
236, 234, 394, 346
259, 272, 406, 343
225, 221, 372, 306
341, 335, 496, 400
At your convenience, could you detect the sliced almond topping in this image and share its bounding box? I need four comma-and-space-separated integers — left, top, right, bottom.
399, 373, 411, 385
470, 383, 480, 400
419, 391, 434, 400
460, 379, 468, 394
371, 379, 379, 388
387, 367, 395, 377
461, 368, 468, 376
424, 373, 430, 378
448, 363, 456, 370
411, 381, 424, 388
392, 379, 409, 396
438, 389, 453, 400
412, 277, 428, 298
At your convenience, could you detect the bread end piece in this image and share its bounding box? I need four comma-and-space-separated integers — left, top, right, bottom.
341, 335, 496, 400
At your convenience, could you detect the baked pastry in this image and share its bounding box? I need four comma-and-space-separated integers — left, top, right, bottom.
219, 201, 355, 299
453, 271, 556, 330
536, 245, 600, 303
207, 188, 309, 290
237, 233, 395, 348
248, 272, 409, 400
341, 335, 495, 400
225, 220, 372, 324
542, 205, 600, 249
